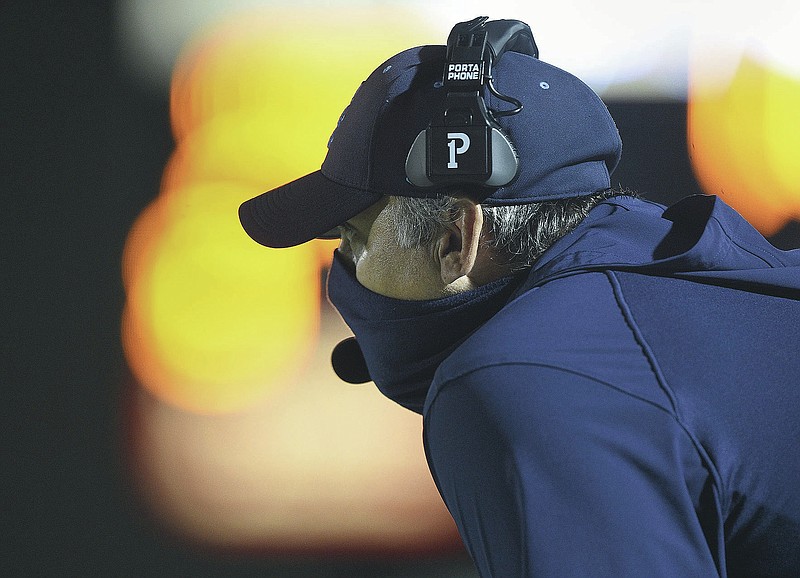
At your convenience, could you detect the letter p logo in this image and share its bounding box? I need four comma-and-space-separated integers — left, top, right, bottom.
446, 132, 471, 169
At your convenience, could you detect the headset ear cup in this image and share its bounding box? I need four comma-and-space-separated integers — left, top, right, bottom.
405, 126, 519, 188
486, 127, 519, 187
405, 130, 434, 187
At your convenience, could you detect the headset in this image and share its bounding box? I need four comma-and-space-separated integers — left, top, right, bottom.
405, 17, 539, 197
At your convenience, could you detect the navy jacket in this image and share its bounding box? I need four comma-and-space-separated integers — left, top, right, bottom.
420, 196, 800, 576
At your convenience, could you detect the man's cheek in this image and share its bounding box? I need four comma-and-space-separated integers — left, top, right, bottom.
355, 258, 382, 294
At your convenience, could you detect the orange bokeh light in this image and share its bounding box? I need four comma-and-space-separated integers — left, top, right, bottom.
120, 5, 463, 556
126, 308, 461, 555
122, 181, 321, 414
121, 7, 436, 413
689, 54, 800, 235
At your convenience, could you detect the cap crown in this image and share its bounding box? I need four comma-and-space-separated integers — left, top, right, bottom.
322, 45, 621, 204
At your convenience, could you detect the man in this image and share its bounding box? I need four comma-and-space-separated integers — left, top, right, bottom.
239, 17, 800, 577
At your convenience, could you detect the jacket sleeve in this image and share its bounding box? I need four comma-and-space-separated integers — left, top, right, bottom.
423, 363, 723, 577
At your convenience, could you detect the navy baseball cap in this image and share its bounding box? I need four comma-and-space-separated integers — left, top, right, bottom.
239, 42, 622, 248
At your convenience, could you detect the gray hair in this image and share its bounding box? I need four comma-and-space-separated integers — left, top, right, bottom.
386, 189, 630, 273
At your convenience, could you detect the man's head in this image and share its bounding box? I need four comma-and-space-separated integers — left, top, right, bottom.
333, 190, 621, 300
239, 18, 622, 295
334, 195, 491, 300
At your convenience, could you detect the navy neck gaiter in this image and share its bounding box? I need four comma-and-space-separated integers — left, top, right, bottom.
326, 250, 523, 413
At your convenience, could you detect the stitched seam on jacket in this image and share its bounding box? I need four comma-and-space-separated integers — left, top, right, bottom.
604, 269, 729, 516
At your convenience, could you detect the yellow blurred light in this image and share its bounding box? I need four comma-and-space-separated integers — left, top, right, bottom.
169, 7, 438, 144
122, 6, 435, 413
689, 54, 800, 235
122, 181, 320, 414
162, 109, 340, 193
763, 68, 800, 196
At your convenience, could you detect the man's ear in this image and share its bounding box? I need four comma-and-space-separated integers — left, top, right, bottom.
437, 199, 483, 285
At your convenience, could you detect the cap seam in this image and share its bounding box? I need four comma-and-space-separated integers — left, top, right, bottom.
320, 167, 384, 197
367, 60, 429, 192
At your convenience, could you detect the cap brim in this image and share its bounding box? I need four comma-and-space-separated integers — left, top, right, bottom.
239, 171, 383, 248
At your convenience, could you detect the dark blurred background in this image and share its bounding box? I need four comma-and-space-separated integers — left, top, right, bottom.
3, 2, 796, 577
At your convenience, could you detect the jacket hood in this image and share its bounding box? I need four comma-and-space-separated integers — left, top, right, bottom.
524, 195, 800, 299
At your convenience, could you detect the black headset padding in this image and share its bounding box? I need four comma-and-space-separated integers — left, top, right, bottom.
484, 20, 538, 63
